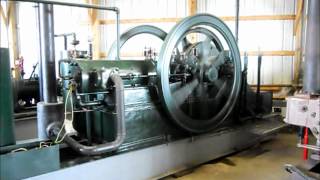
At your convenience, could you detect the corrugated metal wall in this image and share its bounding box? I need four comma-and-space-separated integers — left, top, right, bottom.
101, 0, 297, 85
100, 0, 188, 59
197, 0, 296, 85
15, 0, 297, 85
198, 0, 296, 85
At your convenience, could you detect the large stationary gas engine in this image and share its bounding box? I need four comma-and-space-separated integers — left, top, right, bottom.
0, 1, 284, 179
54, 14, 245, 155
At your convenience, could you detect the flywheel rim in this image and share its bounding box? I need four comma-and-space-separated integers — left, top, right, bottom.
107, 25, 167, 60
157, 14, 241, 133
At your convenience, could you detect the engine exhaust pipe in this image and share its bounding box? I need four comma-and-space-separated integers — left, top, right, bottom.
63, 74, 126, 155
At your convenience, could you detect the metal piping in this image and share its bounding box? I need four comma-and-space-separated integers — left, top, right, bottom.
235, 0, 240, 43
11, 0, 120, 60
63, 74, 125, 155
54, 33, 76, 50
255, 54, 262, 113
116, 10, 120, 60
39, 3, 57, 103
35, 4, 44, 101
303, 0, 320, 94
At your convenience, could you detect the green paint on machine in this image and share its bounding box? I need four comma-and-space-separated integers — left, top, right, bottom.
0, 48, 16, 147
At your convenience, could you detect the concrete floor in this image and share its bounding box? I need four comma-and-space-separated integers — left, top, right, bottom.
164, 132, 308, 180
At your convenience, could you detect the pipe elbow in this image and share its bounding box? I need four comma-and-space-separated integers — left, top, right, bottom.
63, 74, 125, 156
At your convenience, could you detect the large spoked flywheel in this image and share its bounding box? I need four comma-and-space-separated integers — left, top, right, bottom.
157, 14, 241, 133
107, 25, 167, 60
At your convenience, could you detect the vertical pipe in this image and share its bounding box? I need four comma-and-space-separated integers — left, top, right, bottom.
257, 55, 262, 95
37, 3, 64, 140
85, 95, 92, 145
36, 4, 44, 101
86, 112, 92, 145
0, 48, 16, 146
256, 54, 262, 113
235, 0, 240, 43
303, 0, 320, 94
63, 35, 68, 50
116, 10, 120, 60
243, 52, 248, 108
88, 41, 93, 60
39, 3, 57, 103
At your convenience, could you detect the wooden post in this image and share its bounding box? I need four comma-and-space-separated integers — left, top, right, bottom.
188, 0, 197, 15
86, 0, 100, 60
7, 1, 20, 79
188, 0, 197, 43
293, 0, 304, 85
0, 4, 6, 46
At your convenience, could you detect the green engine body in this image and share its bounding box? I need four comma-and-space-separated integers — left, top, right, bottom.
59, 59, 236, 152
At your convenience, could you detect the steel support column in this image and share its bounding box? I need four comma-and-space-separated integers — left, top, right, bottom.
303, 0, 320, 94
37, 3, 64, 140
39, 3, 57, 103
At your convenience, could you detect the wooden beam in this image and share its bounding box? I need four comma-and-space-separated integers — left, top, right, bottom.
250, 86, 282, 92
240, 50, 295, 56
99, 18, 181, 25
100, 50, 295, 58
188, 0, 197, 42
85, 0, 100, 59
294, 0, 304, 35
6, 1, 20, 78
0, 3, 6, 45
98, 15, 296, 25
250, 84, 295, 87
293, 0, 304, 85
7, 2, 18, 69
100, 51, 143, 58
222, 15, 295, 21
0, 4, 6, 25
188, 0, 197, 15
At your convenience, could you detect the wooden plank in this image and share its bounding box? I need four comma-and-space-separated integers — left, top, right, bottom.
98, 15, 296, 25
100, 50, 295, 58
240, 51, 295, 56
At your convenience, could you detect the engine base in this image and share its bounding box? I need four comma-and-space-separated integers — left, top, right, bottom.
26, 116, 284, 180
